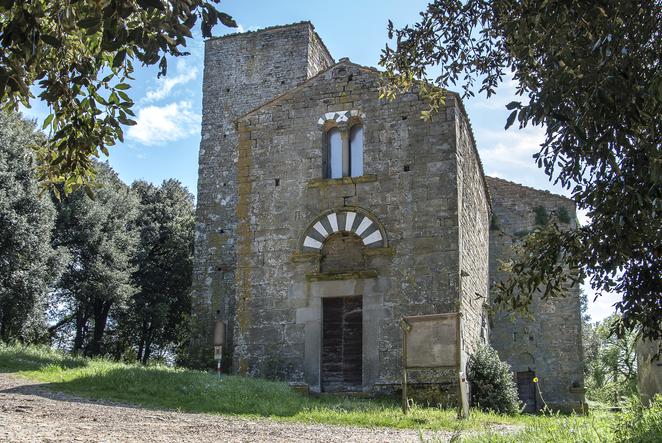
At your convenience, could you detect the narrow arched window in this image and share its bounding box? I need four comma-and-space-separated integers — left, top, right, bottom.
327, 127, 343, 179
349, 125, 363, 177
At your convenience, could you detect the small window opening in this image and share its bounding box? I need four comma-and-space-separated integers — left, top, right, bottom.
404, 164, 410, 172
349, 125, 363, 177
324, 122, 364, 179
401, 115, 408, 120
327, 127, 343, 179
348, 74, 353, 82
274, 178, 280, 187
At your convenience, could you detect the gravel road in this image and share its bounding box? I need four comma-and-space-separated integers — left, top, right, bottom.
0, 373, 511, 442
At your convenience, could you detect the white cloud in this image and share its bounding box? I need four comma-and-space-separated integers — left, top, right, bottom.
477, 125, 545, 170
128, 101, 200, 146
585, 284, 621, 322
477, 125, 575, 196
472, 77, 524, 111
143, 59, 198, 103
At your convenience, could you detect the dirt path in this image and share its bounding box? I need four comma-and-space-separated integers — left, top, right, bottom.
0, 373, 474, 442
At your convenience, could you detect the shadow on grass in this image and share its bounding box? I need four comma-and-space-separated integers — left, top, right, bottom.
2, 364, 347, 418
0, 362, 526, 432
0, 346, 88, 373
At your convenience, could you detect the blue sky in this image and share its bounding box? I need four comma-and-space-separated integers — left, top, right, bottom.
21, 0, 620, 321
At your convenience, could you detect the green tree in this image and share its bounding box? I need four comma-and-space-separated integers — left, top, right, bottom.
380, 0, 661, 340
584, 314, 638, 405
51, 162, 138, 356
113, 179, 194, 364
0, 111, 60, 342
0, 1, 236, 192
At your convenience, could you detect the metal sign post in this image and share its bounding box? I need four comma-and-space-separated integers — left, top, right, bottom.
213, 320, 225, 379
399, 312, 468, 417
400, 318, 412, 414
214, 345, 223, 378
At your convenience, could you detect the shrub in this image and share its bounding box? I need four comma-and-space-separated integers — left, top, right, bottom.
556, 206, 571, 224
612, 395, 662, 443
533, 206, 549, 226
467, 345, 520, 414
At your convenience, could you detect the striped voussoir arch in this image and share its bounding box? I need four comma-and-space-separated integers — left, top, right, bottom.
302, 210, 385, 252
317, 110, 366, 129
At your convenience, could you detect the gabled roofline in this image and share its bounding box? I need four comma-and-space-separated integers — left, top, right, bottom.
236, 59, 378, 123
233, 55, 492, 213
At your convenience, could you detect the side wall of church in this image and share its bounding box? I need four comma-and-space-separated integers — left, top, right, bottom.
487, 176, 586, 412
233, 62, 467, 395
454, 104, 490, 364
191, 23, 333, 367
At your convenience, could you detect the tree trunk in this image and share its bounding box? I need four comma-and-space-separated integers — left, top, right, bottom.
86, 301, 112, 357
137, 316, 149, 363
73, 308, 88, 353
48, 315, 75, 336
0, 304, 9, 342
141, 323, 153, 365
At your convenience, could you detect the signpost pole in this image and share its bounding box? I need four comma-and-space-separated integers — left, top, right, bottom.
402, 333, 408, 414
400, 318, 412, 414
213, 319, 225, 380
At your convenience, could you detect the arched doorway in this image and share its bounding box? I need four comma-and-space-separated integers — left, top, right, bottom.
294, 208, 389, 393
319, 232, 366, 391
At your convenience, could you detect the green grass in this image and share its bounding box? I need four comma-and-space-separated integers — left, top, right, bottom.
0, 343, 620, 440
461, 411, 614, 442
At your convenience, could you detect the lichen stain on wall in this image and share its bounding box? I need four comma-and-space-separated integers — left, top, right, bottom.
245, 37, 257, 80
236, 123, 254, 354
209, 231, 227, 315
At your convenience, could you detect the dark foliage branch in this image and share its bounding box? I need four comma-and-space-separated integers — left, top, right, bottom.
0, 0, 236, 195
380, 0, 662, 340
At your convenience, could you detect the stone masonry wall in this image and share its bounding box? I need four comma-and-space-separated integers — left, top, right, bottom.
487, 176, 586, 411
454, 104, 490, 364
191, 22, 333, 367
233, 61, 468, 393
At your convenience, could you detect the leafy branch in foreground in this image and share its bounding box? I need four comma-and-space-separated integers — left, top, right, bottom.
380, 0, 662, 340
0, 0, 236, 194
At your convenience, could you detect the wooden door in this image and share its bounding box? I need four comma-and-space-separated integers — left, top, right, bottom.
516, 371, 537, 413
321, 296, 363, 392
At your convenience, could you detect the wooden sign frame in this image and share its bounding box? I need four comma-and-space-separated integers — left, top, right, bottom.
400, 312, 467, 417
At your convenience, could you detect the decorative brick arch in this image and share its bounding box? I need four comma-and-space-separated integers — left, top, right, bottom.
300, 208, 386, 252
317, 109, 366, 129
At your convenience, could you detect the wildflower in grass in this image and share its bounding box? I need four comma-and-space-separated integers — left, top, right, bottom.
533, 377, 539, 383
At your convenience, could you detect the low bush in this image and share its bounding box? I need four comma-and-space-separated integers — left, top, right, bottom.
611, 395, 662, 443
467, 345, 520, 414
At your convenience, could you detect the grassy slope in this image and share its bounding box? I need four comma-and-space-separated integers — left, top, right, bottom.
0, 344, 616, 440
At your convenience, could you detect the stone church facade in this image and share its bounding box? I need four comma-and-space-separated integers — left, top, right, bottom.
192, 22, 585, 412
